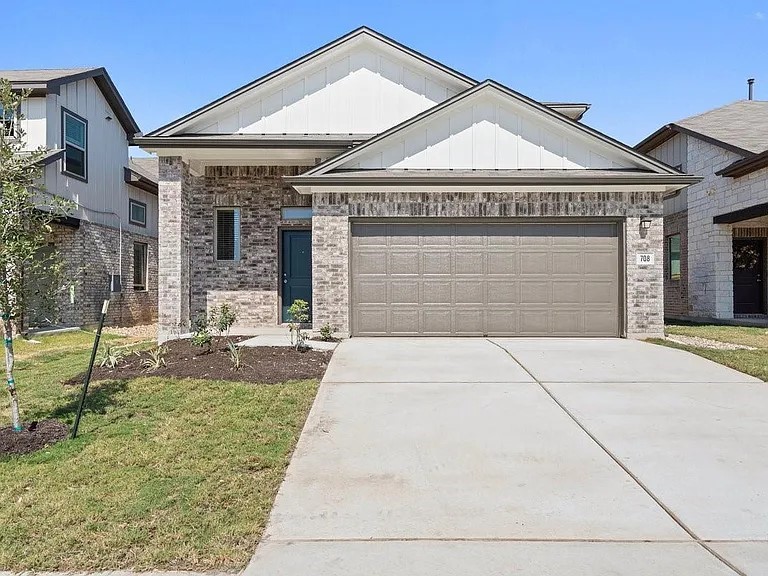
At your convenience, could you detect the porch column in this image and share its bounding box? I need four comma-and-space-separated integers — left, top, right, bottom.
158, 156, 191, 342
626, 215, 665, 339
712, 223, 734, 319
312, 193, 350, 335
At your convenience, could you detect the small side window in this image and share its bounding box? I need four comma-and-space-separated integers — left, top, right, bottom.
63, 109, 87, 179
668, 234, 681, 280
129, 199, 147, 227
133, 242, 148, 291
216, 208, 241, 261
0, 104, 15, 138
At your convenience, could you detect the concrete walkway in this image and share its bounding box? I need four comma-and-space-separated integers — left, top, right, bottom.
245, 338, 767, 575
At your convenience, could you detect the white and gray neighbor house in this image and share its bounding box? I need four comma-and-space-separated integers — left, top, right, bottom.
136, 27, 699, 341
637, 97, 768, 324
1, 68, 159, 327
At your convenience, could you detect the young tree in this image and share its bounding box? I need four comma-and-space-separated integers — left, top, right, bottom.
0, 79, 70, 430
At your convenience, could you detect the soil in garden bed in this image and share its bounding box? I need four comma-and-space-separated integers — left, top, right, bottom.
0, 420, 69, 457
63, 337, 334, 385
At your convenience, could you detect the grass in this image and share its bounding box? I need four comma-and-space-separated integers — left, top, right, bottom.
652, 322, 768, 382
0, 330, 319, 571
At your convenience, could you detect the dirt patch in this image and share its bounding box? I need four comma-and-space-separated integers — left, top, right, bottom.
0, 420, 69, 457
63, 337, 333, 385
666, 334, 757, 350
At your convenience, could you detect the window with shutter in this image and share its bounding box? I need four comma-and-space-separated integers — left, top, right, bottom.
216, 208, 241, 261
62, 109, 87, 179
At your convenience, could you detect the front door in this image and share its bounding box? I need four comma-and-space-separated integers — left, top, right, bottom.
281, 230, 312, 322
733, 238, 766, 314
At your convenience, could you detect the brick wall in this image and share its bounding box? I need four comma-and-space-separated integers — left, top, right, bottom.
42, 220, 158, 327
663, 210, 689, 318
312, 190, 665, 339
188, 165, 312, 329
685, 138, 768, 319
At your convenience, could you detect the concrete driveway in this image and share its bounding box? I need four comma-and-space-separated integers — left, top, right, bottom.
245, 338, 768, 576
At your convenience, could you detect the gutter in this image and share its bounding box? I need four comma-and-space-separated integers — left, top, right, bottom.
132, 136, 368, 149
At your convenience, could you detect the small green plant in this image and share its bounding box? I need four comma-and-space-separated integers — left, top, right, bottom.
210, 303, 238, 337
191, 312, 212, 353
319, 323, 335, 341
98, 344, 126, 369
287, 299, 310, 351
227, 341, 242, 371
141, 346, 167, 371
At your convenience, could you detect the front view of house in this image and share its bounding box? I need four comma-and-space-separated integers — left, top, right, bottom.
137, 27, 698, 341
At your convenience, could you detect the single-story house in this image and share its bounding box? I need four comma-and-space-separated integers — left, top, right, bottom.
136, 27, 698, 341
637, 99, 768, 323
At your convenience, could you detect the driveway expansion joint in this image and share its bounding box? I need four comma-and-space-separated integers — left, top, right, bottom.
485, 338, 748, 576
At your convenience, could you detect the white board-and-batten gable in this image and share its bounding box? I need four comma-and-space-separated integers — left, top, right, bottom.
155, 28, 473, 137
314, 81, 678, 173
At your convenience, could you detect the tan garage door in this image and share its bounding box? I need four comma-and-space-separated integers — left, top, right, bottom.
350, 221, 620, 337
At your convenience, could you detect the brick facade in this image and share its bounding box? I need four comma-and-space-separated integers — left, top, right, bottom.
311, 190, 665, 339
663, 209, 689, 318
41, 220, 158, 327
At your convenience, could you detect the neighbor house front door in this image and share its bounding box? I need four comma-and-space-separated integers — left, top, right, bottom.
281, 230, 312, 322
733, 238, 765, 314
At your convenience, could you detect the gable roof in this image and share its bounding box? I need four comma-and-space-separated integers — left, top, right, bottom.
296, 80, 683, 179
636, 100, 768, 157
0, 67, 141, 137
125, 156, 159, 194
146, 26, 475, 137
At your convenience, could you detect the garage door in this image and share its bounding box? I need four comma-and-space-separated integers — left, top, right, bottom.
350, 222, 620, 337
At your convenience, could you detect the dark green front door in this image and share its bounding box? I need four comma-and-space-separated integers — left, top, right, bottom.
281, 230, 312, 322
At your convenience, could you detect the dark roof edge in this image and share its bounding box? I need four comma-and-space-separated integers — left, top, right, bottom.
285, 173, 702, 187
145, 26, 476, 137
635, 123, 755, 158
716, 149, 768, 178
713, 201, 768, 224
124, 166, 159, 195
7, 67, 141, 137
302, 79, 681, 177
132, 136, 364, 149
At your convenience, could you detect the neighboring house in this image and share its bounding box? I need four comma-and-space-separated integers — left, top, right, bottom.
136, 27, 697, 341
0, 68, 159, 327
637, 100, 768, 323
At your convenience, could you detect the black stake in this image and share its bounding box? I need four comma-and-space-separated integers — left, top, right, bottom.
71, 299, 109, 440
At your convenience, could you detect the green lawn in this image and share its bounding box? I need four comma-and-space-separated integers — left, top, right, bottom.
0, 331, 318, 571
652, 323, 768, 382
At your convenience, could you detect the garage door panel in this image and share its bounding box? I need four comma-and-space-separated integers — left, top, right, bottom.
455, 252, 484, 275
423, 309, 452, 334
351, 222, 619, 337
424, 252, 451, 275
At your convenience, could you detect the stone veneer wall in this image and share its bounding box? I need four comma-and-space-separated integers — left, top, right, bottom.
685, 138, 768, 319
663, 210, 689, 318
43, 220, 158, 327
312, 190, 665, 339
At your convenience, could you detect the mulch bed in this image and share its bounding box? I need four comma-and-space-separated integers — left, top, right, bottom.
0, 420, 69, 457
63, 337, 334, 386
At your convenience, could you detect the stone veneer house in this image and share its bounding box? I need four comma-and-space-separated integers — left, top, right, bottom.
137, 27, 698, 341
637, 100, 768, 323
1, 68, 159, 327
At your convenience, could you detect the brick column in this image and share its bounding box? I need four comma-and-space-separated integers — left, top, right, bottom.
626, 216, 665, 339
312, 194, 350, 335
158, 156, 191, 342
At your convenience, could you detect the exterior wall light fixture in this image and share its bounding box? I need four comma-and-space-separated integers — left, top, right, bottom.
640, 217, 652, 230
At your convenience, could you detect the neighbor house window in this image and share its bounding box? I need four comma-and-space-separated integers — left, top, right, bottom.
0, 104, 15, 138
668, 234, 681, 280
216, 208, 241, 261
63, 109, 87, 179
129, 199, 147, 227
133, 242, 148, 291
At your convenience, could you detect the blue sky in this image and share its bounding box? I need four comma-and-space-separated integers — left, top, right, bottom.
9, 1, 768, 148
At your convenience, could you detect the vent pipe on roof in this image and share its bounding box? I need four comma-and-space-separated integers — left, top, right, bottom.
747, 78, 755, 100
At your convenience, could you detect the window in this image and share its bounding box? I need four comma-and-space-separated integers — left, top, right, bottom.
133, 242, 148, 291
668, 234, 681, 280
0, 104, 15, 138
63, 109, 87, 179
129, 199, 147, 227
216, 208, 241, 261
281, 206, 313, 220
